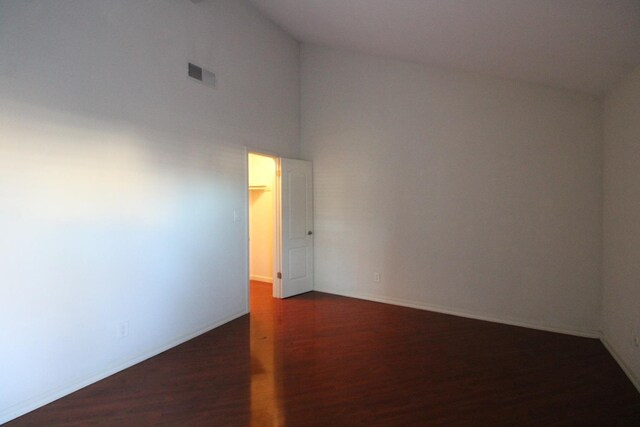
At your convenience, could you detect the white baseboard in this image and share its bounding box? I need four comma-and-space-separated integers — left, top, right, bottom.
600, 335, 640, 393
314, 286, 640, 392
250, 274, 273, 283
0, 310, 248, 425
6, 292, 636, 425
315, 285, 601, 339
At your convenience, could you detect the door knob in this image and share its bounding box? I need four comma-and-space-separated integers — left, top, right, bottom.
308, 231, 313, 235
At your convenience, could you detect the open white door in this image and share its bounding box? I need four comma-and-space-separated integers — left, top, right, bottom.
277, 158, 313, 298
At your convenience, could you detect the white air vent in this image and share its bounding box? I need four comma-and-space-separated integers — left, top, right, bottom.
188, 62, 216, 88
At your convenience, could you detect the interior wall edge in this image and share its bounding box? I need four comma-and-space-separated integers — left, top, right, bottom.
0, 310, 248, 425
314, 285, 601, 339
601, 336, 640, 393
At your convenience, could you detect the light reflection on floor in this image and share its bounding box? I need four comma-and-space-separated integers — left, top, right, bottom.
250, 281, 285, 426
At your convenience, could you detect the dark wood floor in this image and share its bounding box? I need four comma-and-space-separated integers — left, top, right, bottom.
7, 281, 640, 426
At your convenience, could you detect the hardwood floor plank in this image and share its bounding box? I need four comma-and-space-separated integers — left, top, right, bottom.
7, 281, 640, 426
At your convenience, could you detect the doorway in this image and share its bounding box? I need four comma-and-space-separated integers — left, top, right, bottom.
247, 152, 314, 303
248, 152, 277, 300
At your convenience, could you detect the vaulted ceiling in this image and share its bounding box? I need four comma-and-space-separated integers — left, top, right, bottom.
249, 0, 640, 95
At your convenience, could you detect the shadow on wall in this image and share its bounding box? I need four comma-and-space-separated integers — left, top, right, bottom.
0, 100, 248, 417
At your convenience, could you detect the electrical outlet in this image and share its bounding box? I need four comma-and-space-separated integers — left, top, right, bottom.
118, 321, 130, 339
373, 272, 380, 282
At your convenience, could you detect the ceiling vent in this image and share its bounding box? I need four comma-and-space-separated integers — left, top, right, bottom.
188, 62, 216, 88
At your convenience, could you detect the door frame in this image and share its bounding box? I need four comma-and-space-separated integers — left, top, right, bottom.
246, 148, 282, 308
273, 156, 284, 298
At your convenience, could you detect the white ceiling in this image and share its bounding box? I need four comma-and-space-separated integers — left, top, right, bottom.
249, 0, 640, 95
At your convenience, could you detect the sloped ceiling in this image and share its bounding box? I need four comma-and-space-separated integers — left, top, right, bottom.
249, 0, 640, 95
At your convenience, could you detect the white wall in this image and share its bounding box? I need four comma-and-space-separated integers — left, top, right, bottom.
249, 153, 276, 282
0, 0, 299, 423
301, 45, 602, 336
602, 65, 640, 389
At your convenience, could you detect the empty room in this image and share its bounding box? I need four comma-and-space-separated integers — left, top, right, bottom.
1, 0, 640, 425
